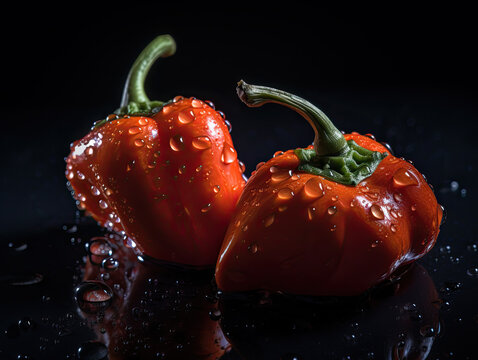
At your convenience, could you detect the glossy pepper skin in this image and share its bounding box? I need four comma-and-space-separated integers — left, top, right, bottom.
215, 81, 442, 296
65, 36, 245, 266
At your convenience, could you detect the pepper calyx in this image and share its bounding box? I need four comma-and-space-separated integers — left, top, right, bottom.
295, 140, 387, 185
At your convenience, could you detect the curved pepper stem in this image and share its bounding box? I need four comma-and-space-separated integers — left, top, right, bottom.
237, 80, 348, 156
236, 80, 387, 186
117, 35, 176, 115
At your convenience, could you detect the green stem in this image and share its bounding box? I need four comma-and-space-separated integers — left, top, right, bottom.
237, 80, 348, 156
236, 80, 387, 186
118, 35, 176, 114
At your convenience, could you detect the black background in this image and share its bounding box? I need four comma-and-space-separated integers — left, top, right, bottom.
1, 3, 477, 359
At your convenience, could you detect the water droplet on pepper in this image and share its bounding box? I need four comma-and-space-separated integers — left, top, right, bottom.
370, 204, 384, 220
393, 168, 419, 187
192, 136, 211, 150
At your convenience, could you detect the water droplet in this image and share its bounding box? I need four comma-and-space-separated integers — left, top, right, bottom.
393, 168, 419, 187
101, 257, 119, 271
8, 241, 28, 252
86, 147, 94, 156
221, 143, 237, 164
91, 186, 100, 196
201, 203, 212, 213
307, 207, 316, 220
128, 126, 142, 135
331, 195, 339, 201
370, 204, 384, 220
371, 240, 379, 248
225, 120, 232, 133
195, 165, 203, 172
273, 151, 284, 157
330, 225, 337, 232
466, 267, 478, 278
277, 188, 294, 200
271, 168, 292, 182
191, 99, 203, 108
419, 325, 436, 337
213, 185, 220, 193
192, 136, 211, 150
134, 139, 144, 147
77, 341, 108, 360
248, 243, 258, 254
393, 193, 403, 202
169, 135, 184, 151
178, 109, 195, 124
8, 273, 44, 286
99, 200, 108, 209
391, 224, 398, 233
76, 171, 85, 180
178, 164, 186, 175
86, 237, 113, 265
411, 204, 417, 211
327, 206, 337, 215
264, 213, 275, 227
138, 118, 148, 125
278, 205, 287, 212
173, 95, 184, 102
256, 161, 265, 170
205, 100, 215, 109
304, 178, 324, 198
126, 160, 135, 172
74, 281, 113, 313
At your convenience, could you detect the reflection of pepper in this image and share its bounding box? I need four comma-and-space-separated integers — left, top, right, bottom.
215, 81, 442, 296
219, 263, 440, 359
79, 234, 230, 360
66, 35, 245, 266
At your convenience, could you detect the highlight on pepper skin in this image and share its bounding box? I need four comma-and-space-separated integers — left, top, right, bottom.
65, 35, 246, 267
215, 81, 443, 297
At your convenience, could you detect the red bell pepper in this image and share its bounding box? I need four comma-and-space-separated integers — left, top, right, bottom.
66, 36, 246, 266
215, 81, 443, 296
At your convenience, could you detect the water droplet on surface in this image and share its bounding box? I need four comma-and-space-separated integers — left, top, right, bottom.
264, 213, 275, 227
98, 200, 108, 209
192, 136, 211, 150
101, 257, 119, 271
391, 224, 398, 233
221, 143, 237, 164
273, 151, 284, 157
307, 207, 316, 220
277, 188, 294, 200
134, 139, 144, 147
419, 325, 436, 337
86, 147, 94, 156
330, 225, 337, 232
450, 180, 459, 192
327, 206, 337, 215
138, 118, 148, 125
75, 281, 113, 313
169, 135, 184, 151
466, 267, 478, 278
304, 178, 324, 198
248, 243, 258, 254
128, 126, 142, 135
91, 186, 100, 196
77, 340, 108, 360
201, 203, 212, 213
225, 120, 232, 133
271, 169, 292, 182
393, 193, 403, 202
256, 161, 265, 170
278, 205, 287, 212
411, 204, 417, 211
370, 204, 384, 220
178, 164, 186, 175
393, 168, 419, 187
205, 100, 215, 109
77, 171, 85, 180
178, 110, 195, 124
191, 99, 203, 108
213, 185, 220, 193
